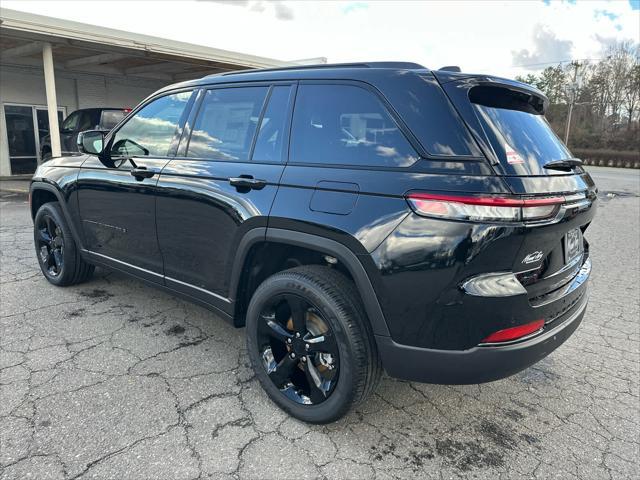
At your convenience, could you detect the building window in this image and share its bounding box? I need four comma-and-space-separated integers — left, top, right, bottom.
4, 104, 65, 175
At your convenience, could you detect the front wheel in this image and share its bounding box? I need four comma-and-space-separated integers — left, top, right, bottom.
246, 265, 381, 423
34, 202, 94, 286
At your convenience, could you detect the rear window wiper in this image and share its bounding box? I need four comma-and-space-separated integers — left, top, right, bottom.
543, 158, 583, 171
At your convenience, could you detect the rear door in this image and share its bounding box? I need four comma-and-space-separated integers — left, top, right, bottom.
155, 83, 294, 308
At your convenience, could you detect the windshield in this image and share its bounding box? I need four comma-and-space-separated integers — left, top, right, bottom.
471, 87, 573, 175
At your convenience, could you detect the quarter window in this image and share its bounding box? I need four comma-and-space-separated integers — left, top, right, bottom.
187, 87, 269, 161
290, 84, 418, 167
110, 91, 192, 158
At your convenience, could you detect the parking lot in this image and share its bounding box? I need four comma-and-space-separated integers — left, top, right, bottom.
0, 166, 638, 480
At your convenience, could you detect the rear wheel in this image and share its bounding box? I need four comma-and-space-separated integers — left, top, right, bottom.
246, 265, 381, 423
34, 202, 94, 286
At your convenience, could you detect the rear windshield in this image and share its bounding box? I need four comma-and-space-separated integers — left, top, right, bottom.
470, 86, 572, 175
100, 110, 126, 130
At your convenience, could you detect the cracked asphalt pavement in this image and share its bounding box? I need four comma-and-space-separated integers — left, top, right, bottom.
1, 166, 638, 479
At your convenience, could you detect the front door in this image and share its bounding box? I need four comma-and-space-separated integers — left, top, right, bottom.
77, 90, 195, 281
156, 84, 294, 308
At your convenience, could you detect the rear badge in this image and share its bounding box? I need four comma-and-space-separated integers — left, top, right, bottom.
522, 251, 544, 264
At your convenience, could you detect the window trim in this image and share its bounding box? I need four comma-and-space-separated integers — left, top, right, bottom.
250, 83, 297, 164
286, 80, 422, 169
246, 85, 274, 161
175, 81, 296, 164
103, 87, 196, 160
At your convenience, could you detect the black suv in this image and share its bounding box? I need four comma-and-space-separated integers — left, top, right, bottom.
30, 62, 596, 423
40, 107, 129, 161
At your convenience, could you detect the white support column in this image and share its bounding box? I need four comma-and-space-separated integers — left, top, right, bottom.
42, 43, 61, 158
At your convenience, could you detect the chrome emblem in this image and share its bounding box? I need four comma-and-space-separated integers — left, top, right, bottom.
522, 251, 544, 264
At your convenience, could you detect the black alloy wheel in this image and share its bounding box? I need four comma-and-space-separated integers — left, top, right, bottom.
33, 201, 94, 286
257, 293, 340, 405
36, 213, 65, 277
246, 265, 382, 423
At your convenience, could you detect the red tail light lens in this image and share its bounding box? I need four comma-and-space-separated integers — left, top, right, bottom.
406, 193, 564, 222
481, 319, 545, 343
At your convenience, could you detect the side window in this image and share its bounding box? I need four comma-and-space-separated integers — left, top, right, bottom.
290, 84, 418, 167
187, 87, 268, 161
77, 111, 94, 132
61, 111, 81, 133
251, 85, 292, 163
110, 91, 192, 158
100, 110, 126, 130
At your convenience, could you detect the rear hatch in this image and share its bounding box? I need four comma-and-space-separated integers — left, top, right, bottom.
433, 70, 597, 302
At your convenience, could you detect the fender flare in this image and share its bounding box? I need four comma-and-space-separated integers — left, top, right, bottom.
30, 181, 85, 251
229, 227, 390, 337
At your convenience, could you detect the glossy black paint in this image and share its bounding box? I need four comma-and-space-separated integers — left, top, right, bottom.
77, 155, 170, 278
30, 63, 597, 385
156, 159, 284, 307
370, 200, 595, 350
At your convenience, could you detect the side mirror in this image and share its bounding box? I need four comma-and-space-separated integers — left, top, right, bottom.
77, 130, 104, 155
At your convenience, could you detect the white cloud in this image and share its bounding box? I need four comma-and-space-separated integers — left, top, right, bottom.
512, 24, 574, 69
2, 0, 638, 79
198, 0, 294, 20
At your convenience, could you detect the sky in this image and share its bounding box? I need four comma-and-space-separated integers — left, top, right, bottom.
3, 0, 639, 78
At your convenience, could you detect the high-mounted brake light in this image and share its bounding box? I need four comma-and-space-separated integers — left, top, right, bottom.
406, 193, 565, 222
481, 319, 545, 344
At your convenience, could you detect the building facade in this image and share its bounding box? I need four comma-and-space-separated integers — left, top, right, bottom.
0, 8, 287, 176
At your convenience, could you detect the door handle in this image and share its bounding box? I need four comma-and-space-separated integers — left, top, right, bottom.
130, 167, 155, 180
229, 176, 267, 190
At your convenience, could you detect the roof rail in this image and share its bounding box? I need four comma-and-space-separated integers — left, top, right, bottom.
213, 61, 426, 77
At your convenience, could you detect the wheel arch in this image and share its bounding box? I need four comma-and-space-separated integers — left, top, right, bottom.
30, 182, 85, 251
230, 228, 390, 336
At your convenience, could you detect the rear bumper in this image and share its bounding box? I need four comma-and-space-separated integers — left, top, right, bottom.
376, 285, 588, 384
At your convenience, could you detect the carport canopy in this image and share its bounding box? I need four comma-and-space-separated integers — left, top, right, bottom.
0, 8, 289, 157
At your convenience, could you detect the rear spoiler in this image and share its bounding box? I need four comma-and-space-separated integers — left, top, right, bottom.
431, 70, 548, 114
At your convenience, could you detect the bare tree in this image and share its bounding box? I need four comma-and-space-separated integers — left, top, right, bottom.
515, 39, 639, 151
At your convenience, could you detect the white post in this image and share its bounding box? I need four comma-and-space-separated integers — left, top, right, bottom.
42, 43, 61, 158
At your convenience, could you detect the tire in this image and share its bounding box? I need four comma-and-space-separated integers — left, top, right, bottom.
246, 265, 382, 423
33, 202, 94, 286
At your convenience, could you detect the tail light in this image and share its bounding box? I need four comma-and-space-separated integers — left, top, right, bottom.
481, 319, 545, 344
406, 193, 564, 222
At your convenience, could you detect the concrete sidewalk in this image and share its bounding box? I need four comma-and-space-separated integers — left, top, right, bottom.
0, 178, 30, 194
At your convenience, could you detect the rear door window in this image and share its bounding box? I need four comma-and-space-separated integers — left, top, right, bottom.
186, 87, 269, 161
470, 86, 572, 175
290, 84, 418, 168
251, 85, 292, 163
